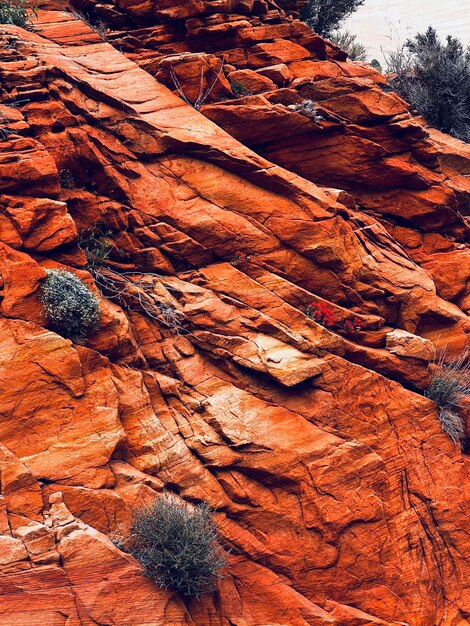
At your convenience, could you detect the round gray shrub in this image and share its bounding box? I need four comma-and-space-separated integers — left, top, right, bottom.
129, 493, 227, 598
41, 269, 100, 342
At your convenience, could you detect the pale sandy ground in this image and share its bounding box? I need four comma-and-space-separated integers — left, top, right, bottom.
344, 0, 470, 62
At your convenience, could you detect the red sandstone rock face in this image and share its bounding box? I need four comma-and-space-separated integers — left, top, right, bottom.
0, 3, 469, 626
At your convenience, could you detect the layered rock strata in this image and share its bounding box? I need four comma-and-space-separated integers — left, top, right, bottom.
0, 3, 469, 625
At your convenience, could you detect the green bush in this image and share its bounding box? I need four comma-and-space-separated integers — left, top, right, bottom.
230, 80, 247, 97
299, 0, 364, 37
333, 30, 367, 61
387, 27, 470, 142
0, 0, 36, 29
79, 228, 114, 271
41, 269, 101, 342
129, 493, 227, 598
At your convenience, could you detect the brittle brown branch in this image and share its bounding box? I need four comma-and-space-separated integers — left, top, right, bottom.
93, 268, 187, 336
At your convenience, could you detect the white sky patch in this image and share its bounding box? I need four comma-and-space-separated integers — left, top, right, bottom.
343, 0, 470, 62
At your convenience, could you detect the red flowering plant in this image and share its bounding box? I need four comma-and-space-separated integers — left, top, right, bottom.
230, 251, 251, 266
343, 317, 363, 333
305, 301, 335, 327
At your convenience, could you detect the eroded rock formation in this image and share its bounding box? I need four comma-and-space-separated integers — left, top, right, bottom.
0, 2, 469, 624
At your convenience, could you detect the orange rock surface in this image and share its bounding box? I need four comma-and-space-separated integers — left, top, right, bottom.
0, 2, 469, 625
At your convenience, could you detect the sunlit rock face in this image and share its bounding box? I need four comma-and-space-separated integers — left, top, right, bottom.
0, 2, 469, 625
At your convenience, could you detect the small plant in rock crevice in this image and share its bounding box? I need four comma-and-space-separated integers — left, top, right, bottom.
41, 269, 101, 342
305, 301, 365, 334
288, 99, 324, 122
343, 317, 363, 333
79, 227, 115, 272
59, 168, 76, 189
425, 349, 470, 444
230, 80, 248, 98
305, 301, 335, 327
127, 493, 228, 598
0, 0, 37, 29
229, 251, 251, 266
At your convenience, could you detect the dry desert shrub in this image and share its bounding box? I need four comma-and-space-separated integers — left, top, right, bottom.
425, 349, 470, 444
128, 493, 228, 598
41, 269, 101, 342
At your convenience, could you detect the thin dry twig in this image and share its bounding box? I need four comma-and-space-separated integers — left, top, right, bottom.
169, 59, 225, 110
93, 268, 187, 335
0, 109, 14, 141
